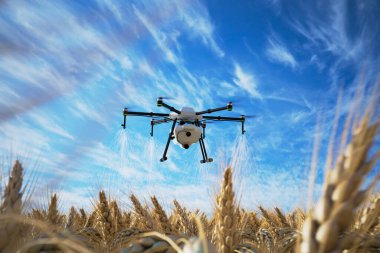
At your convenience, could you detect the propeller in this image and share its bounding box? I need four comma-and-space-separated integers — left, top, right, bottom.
242, 114, 256, 119
215, 97, 245, 106
122, 106, 136, 111
227, 112, 256, 118
157, 96, 174, 100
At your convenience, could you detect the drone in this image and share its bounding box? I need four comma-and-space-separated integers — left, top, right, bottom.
121, 97, 248, 163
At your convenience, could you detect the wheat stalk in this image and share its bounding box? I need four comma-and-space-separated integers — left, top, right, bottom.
96, 190, 114, 244
66, 206, 79, 230
79, 208, 87, 228
130, 193, 156, 230
356, 192, 380, 234
47, 193, 63, 226
109, 199, 124, 235
0, 160, 24, 253
300, 112, 380, 253
151, 195, 172, 234
213, 167, 239, 253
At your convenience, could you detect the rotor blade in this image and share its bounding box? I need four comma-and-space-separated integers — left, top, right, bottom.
158, 96, 174, 100
228, 112, 257, 118
215, 98, 245, 106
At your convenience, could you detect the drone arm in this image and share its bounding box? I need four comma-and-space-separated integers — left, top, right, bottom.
203, 115, 246, 135
157, 98, 181, 114
202, 115, 243, 121
122, 108, 170, 129
196, 102, 232, 115
125, 111, 170, 117
152, 118, 173, 125
161, 102, 181, 114
150, 118, 173, 136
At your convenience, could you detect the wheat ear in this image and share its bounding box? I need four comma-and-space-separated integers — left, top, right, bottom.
96, 190, 114, 243
151, 195, 172, 234
110, 199, 124, 234
173, 199, 195, 235
0, 160, 24, 252
130, 194, 156, 230
300, 113, 379, 253
213, 167, 239, 253
66, 206, 79, 230
47, 193, 62, 226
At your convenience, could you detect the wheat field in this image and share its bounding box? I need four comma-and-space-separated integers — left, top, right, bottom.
0, 96, 379, 253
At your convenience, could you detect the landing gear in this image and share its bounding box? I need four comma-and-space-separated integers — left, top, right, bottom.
200, 158, 213, 163
160, 119, 177, 162
196, 120, 213, 164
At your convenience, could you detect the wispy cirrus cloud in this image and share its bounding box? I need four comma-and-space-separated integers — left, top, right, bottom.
133, 5, 178, 64
233, 63, 262, 99
289, 0, 379, 69
29, 112, 74, 141
175, 0, 225, 58
131, 0, 224, 60
266, 38, 298, 69
70, 99, 109, 129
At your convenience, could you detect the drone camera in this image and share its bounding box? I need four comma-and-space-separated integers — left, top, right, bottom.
183, 144, 189, 149
227, 102, 233, 111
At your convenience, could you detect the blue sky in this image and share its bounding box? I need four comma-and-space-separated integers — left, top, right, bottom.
0, 0, 379, 213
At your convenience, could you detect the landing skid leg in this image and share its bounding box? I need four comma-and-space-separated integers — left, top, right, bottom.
160, 119, 177, 162
199, 137, 213, 163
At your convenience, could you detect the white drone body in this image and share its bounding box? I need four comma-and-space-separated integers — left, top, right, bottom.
122, 98, 244, 163
169, 107, 202, 149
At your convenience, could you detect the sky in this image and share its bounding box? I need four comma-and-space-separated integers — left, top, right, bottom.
0, 0, 379, 214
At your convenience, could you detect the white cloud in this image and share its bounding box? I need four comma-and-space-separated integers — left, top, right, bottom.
119, 80, 154, 111
29, 112, 74, 140
289, 1, 370, 65
121, 56, 133, 70
133, 6, 178, 64
218, 82, 238, 97
266, 38, 298, 69
0, 119, 64, 170
81, 141, 147, 180
70, 99, 108, 128
233, 64, 262, 99
174, 0, 224, 58
264, 94, 310, 108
